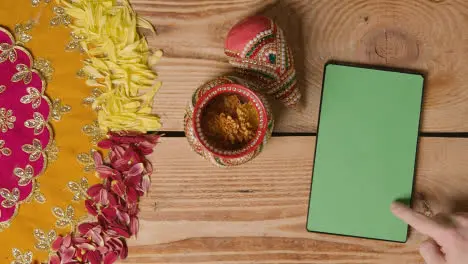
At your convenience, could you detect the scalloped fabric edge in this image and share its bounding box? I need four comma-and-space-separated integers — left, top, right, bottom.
0, 26, 53, 225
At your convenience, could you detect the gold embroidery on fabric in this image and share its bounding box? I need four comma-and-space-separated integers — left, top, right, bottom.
22, 139, 43, 162
30, 181, 46, 204
20, 87, 43, 109
68, 177, 89, 202
24, 112, 46, 135
45, 140, 59, 163
11, 64, 32, 84
52, 205, 76, 230
77, 150, 96, 172
0, 187, 20, 208
14, 21, 34, 44
0, 108, 16, 133
34, 228, 57, 251
11, 248, 33, 264
33, 58, 54, 82
14, 165, 34, 186
0, 222, 10, 232
51, 98, 71, 121
82, 121, 105, 145
83, 88, 103, 108
0, 140, 12, 156
0, 43, 17, 63
66, 32, 85, 52
31, 0, 51, 7
50, 7, 72, 26
76, 68, 86, 78
0, 85, 6, 93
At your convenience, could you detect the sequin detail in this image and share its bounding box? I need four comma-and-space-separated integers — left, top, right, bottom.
14, 164, 34, 186
67, 177, 89, 202
51, 98, 71, 121
33, 58, 54, 82
50, 7, 71, 26
52, 205, 76, 230
11, 64, 32, 85
0, 222, 10, 232
24, 112, 46, 135
34, 228, 57, 251
82, 121, 105, 145
14, 21, 34, 44
77, 150, 96, 173
45, 140, 59, 163
11, 248, 33, 264
83, 88, 103, 107
0, 140, 12, 156
31, 182, 46, 204
20, 87, 43, 109
0, 108, 16, 133
31, 0, 50, 7
0, 188, 20, 208
65, 32, 85, 52
0, 43, 17, 63
21, 139, 43, 162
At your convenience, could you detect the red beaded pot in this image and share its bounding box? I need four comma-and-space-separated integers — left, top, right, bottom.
184, 76, 274, 167
225, 15, 301, 107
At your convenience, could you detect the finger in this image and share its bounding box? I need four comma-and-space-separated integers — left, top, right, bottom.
452, 212, 468, 227
419, 240, 446, 264
391, 202, 448, 243
433, 213, 458, 229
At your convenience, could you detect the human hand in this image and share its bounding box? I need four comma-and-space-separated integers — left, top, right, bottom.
391, 202, 468, 264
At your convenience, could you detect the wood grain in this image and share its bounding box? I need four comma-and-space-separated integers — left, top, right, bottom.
133, 0, 468, 133
122, 136, 468, 263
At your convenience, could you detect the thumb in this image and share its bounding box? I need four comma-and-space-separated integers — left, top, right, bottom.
419, 239, 446, 264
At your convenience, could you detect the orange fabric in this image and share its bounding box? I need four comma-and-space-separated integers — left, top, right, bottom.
0, 0, 100, 262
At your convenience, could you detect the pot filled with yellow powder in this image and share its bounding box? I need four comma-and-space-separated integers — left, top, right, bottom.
185, 76, 274, 167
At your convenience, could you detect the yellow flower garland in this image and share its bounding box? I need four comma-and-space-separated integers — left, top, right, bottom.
58, 0, 162, 132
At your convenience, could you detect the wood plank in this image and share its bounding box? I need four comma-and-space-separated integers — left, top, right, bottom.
123, 136, 468, 263
133, 0, 468, 133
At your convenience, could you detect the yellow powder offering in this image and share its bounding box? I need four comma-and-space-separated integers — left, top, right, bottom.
203, 94, 259, 150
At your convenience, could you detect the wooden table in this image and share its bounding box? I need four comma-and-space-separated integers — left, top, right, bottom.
125, 0, 468, 263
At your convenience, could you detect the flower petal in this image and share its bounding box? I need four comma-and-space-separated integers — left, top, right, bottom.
141, 175, 151, 194
63, 235, 72, 248
96, 165, 121, 181
85, 200, 98, 216
109, 226, 130, 238
103, 252, 118, 264
102, 207, 117, 220
87, 250, 102, 264
120, 238, 128, 259
130, 216, 139, 237
93, 151, 103, 166
111, 180, 126, 197
78, 223, 94, 234
87, 184, 103, 198
99, 188, 109, 205
127, 163, 144, 177
49, 255, 60, 264
51, 236, 64, 251
97, 139, 113, 149
127, 187, 139, 203
76, 242, 97, 251
61, 247, 76, 262
116, 211, 130, 225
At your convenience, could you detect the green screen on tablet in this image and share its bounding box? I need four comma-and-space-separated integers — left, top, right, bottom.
307, 63, 424, 242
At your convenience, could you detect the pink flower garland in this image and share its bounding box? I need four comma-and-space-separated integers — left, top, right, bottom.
49, 132, 159, 264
